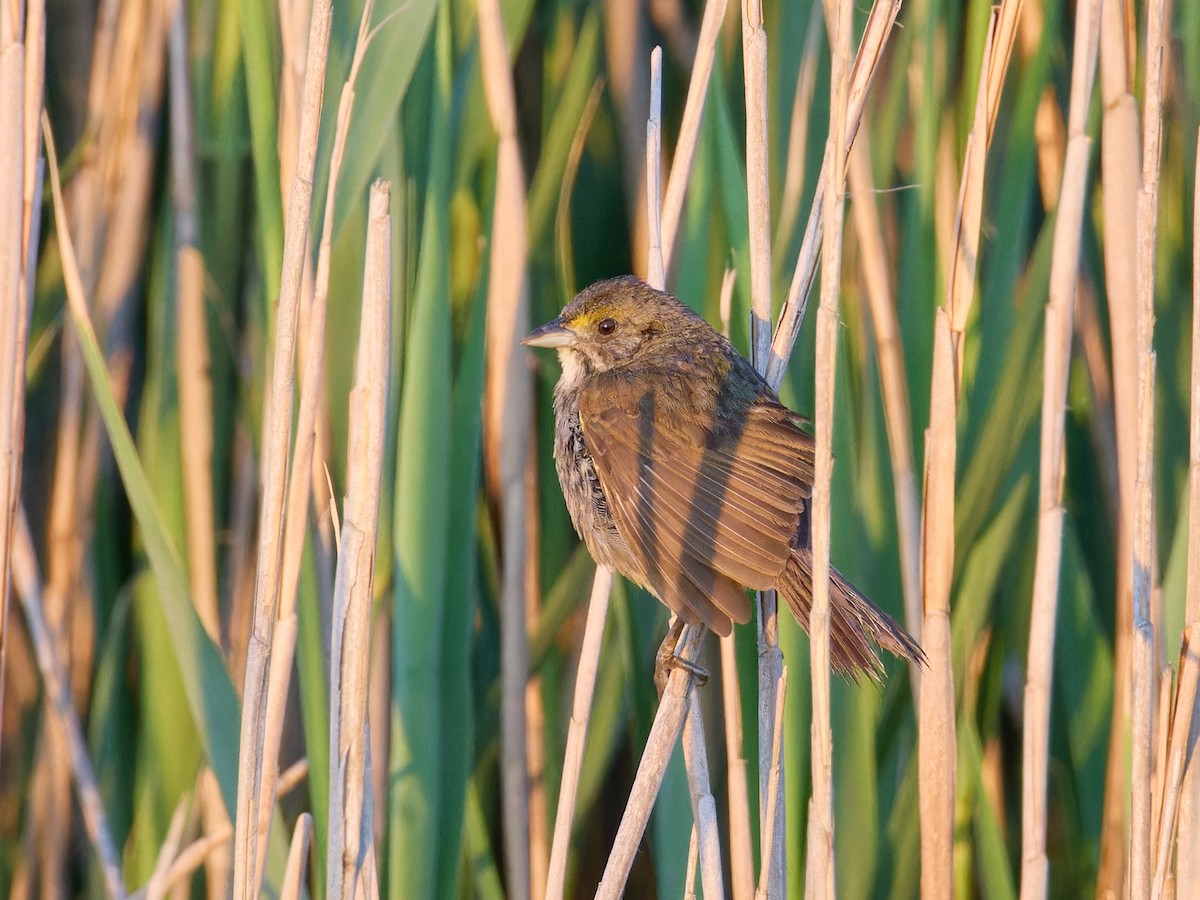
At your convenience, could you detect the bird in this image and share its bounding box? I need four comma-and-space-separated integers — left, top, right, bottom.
523, 275, 923, 679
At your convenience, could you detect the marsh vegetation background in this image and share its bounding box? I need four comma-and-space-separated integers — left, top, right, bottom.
4, 0, 1200, 896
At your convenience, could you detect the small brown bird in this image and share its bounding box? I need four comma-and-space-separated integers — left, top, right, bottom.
524, 276, 923, 678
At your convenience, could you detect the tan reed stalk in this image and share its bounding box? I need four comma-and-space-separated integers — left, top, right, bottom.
739, 3, 786, 891
1151, 633, 1197, 898
659, 0, 725, 269
755, 666, 788, 900
10, 511, 125, 899
1131, 0, 1167, 892
720, 629, 754, 900
916, 8, 1009, 862
682, 686, 726, 899
775, 11, 821, 268
645, 46, 664, 288
231, 0, 332, 893
198, 769, 231, 900
807, 0, 851, 893
1019, 3, 1101, 898
255, 2, 376, 886
765, 0, 902, 390
0, 0, 28, 765
544, 565, 612, 900
593, 625, 706, 899
685, 827, 699, 899
1094, 0, 1140, 888
327, 180, 391, 900
166, 0, 219, 641
1153, 666, 1171, 870
280, 814, 313, 900
477, 0, 535, 893
919, 309, 956, 900
601, 0, 649, 274
1178, 125, 1200, 892
847, 136, 921, 653
719, 262, 753, 900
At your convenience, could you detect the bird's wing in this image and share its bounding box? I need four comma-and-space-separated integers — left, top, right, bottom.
578, 372, 812, 632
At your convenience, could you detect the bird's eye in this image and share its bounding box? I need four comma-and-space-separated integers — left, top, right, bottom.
597, 318, 617, 335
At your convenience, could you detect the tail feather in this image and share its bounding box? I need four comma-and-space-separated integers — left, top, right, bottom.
780, 549, 925, 680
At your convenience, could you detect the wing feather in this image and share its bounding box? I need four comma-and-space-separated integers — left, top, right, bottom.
579, 371, 814, 631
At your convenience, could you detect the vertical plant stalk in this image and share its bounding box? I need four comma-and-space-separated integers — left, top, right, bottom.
645, 47, 664, 288
1095, 0, 1140, 887
477, 0, 534, 893
918, 308, 956, 900
0, 0, 27, 764
255, 3, 378, 887
327, 181, 391, 900
167, 0, 219, 641
1152, 629, 1200, 897
847, 137, 921, 656
1131, 0, 1166, 894
10, 512, 125, 900
232, 0, 332, 894
807, 0, 851, 894
1019, 3, 1100, 897
1178, 125, 1200, 890
740, 2, 786, 891
682, 685, 725, 900
766, 0, 902, 390
756, 666, 787, 900
659, 0, 726, 271
721, 626, 755, 900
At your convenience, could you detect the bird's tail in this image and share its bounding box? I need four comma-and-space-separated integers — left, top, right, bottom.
779, 548, 925, 680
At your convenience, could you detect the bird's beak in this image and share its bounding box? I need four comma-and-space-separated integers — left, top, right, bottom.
522, 319, 577, 349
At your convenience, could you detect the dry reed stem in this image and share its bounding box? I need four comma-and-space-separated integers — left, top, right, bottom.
1096, 0, 1141, 888
1019, 3, 1100, 897
544, 565, 612, 900
1153, 633, 1200, 897
919, 309, 956, 900
167, 0, 219, 641
720, 629, 754, 900
0, 18, 27, 765
10, 511, 125, 900
280, 814, 313, 900
1153, 665, 1171, 872
685, 827, 699, 900
645, 46, 665, 288
806, 0, 850, 894
755, 666, 787, 900
256, 3, 376, 883
742, 0, 771, 366
682, 684, 725, 900
327, 180, 391, 900
231, 0, 332, 893
478, 0, 535, 892
775, 11, 821, 266
594, 626, 706, 899
766, 0, 902, 390
659, 0, 726, 271
1179, 125, 1200, 890
847, 138, 920, 654
1131, 0, 1167, 892
741, 1, 785, 892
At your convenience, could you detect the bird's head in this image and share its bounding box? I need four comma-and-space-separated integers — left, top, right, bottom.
523, 276, 700, 378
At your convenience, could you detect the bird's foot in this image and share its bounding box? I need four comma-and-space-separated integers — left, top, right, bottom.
654, 621, 709, 697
